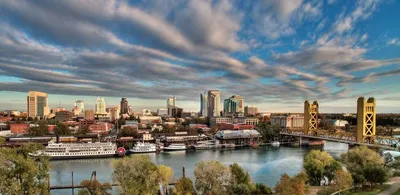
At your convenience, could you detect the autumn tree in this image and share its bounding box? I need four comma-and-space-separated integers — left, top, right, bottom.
194, 161, 231, 195
113, 155, 173, 195
26, 121, 49, 136
332, 170, 353, 191
171, 177, 196, 195
0, 143, 50, 195
304, 150, 341, 185
275, 171, 308, 195
77, 180, 112, 195
76, 125, 90, 135
341, 146, 388, 186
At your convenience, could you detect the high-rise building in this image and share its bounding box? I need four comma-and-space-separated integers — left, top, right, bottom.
172, 107, 183, 118
84, 110, 94, 120
157, 108, 168, 117
75, 100, 84, 113
72, 106, 81, 115
110, 107, 119, 121
120, 98, 128, 114
223, 95, 243, 115
27, 91, 49, 118
95, 97, 106, 114
207, 90, 220, 117
167, 96, 176, 116
128, 105, 133, 114
244, 106, 258, 116
200, 92, 208, 117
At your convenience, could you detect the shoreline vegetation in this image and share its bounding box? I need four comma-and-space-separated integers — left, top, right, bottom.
1, 136, 400, 194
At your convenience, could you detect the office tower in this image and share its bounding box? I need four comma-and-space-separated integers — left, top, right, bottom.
75, 100, 85, 113
223, 95, 243, 115
172, 107, 183, 118
110, 107, 119, 121
200, 92, 208, 117
128, 105, 133, 114
230, 95, 244, 113
120, 98, 128, 114
207, 90, 220, 117
244, 106, 258, 116
167, 96, 176, 116
95, 97, 106, 114
84, 110, 94, 120
27, 91, 49, 118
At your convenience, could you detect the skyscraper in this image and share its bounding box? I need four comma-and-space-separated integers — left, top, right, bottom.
207, 90, 220, 117
224, 95, 244, 114
200, 92, 208, 117
27, 91, 49, 118
244, 106, 258, 116
167, 96, 176, 116
95, 97, 106, 114
75, 100, 84, 113
120, 98, 128, 114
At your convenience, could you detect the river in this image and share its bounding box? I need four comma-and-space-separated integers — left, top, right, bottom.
49, 141, 348, 194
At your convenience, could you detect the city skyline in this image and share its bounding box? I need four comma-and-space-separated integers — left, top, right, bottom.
0, 0, 400, 113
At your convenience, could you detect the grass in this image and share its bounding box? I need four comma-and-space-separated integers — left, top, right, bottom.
315, 184, 390, 195
341, 184, 390, 195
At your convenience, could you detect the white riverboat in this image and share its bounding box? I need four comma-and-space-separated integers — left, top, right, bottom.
29, 141, 118, 160
194, 140, 219, 150
271, 141, 280, 147
130, 142, 157, 153
164, 143, 187, 151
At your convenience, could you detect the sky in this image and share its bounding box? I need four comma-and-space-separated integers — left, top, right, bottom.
0, 0, 399, 113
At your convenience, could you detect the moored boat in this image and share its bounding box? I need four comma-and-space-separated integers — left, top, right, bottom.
164, 143, 187, 151
130, 142, 157, 153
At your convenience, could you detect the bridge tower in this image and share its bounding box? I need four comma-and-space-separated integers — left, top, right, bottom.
304, 100, 318, 135
356, 97, 376, 143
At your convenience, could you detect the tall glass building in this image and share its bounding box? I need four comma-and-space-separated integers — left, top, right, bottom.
200, 92, 208, 117
75, 100, 85, 113
95, 97, 106, 114
207, 90, 221, 117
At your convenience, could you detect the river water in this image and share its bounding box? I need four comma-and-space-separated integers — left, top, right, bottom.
49, 141, 348, 194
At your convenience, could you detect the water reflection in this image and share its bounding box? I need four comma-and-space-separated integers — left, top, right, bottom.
50, 141, 348, 194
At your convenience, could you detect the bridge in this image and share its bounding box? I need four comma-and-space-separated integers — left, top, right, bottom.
277, 97, 399, 150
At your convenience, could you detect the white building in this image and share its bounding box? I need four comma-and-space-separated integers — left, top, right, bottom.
167, 96, 176, 117
139, 116, 162, 124
95, 97, 106, 114
142, 109, 152, 116
75, 100, 84, 113
157, 108, 168, 117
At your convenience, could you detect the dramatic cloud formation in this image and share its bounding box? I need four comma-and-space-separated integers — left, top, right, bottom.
0, 0, 399, 112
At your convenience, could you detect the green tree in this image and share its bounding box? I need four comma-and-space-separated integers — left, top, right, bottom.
341, 146, 387, 185
117, 117, 126, 129
172, 177, 196, 195
54, 123, 70, 136
113, 155, 173, 195
137, 117, 141, 123
253, 183, 272, 195
304, 150, 341, 185
363, 166, 388, 187
333, 170, 353, 191
77, 180, 112, 195
76, 125, 90, 135
256, 122, 281, 142
194, 161, 231, 195
118, 126, 139, 138
229, 163, 254, 195
275, 172, 308, 195
157, 165, 173, 186
0, 143, 49, 195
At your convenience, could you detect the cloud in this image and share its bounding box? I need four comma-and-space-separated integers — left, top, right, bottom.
387, 38, 400, 46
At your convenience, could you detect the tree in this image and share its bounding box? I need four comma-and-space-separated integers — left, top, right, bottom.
256, 122, 281, 142
275, 172, 308, 195
77, 180, 112, 195
137, 117, 141, 123
118, 126, 139, 138
341, 146, 387, 185
333, 170, 353, 191
117, 117, 126, 129
194, 161, 231, 195
54, 123, 70, 136
76, 125, 90, 135
229, 163, 254, 195
157, 165, 173, 186
0, 143, 49, 195
253, 183, 272, 195
113, 155, 173, 195
363, 166, 388, 187
172, 177, 196, 195
304, 150, 341, 185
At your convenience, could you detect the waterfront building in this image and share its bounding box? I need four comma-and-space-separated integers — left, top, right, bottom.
270, 115, 304, 129
211, 117, 259, 127
84, 110, 94, 120
27, 91, 49, 118
207, 90, 221, 117
200, 92, 208, 117
55, 110, 74, 122
244, 106, 258, 116
95, 97, 106, 114
75, 100, 84, 113
167, 96, 176, 116
120, 98, 128, 114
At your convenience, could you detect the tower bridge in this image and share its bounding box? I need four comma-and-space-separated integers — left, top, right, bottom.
281, 97, 398, 149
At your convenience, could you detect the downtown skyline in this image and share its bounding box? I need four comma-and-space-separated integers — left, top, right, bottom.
0, 0, 400, 113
